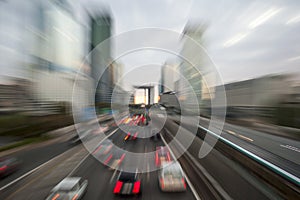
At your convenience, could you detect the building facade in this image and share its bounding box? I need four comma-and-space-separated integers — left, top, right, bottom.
90, 13, 113, 104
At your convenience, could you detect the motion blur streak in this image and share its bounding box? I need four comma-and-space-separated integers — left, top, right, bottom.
0, 0, 300, 200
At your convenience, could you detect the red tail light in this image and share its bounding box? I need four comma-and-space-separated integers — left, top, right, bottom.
71, 194, 79, 200
118, 153, 126, 164
167, 152, 171, 161
133, 132, 138, 140
0, 165, 7, 171
155, 152, 159, 166
181, 178, 186, 189
132, 181, 141, 194
160, 178, 164, 189
113, 181, 123, 193
104, 154, 113, 165
93, 145, 102, 154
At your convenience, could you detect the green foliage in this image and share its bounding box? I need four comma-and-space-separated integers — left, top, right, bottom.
0, 114, 74, 137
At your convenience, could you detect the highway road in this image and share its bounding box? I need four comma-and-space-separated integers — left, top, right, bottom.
168, 114, 300, 178
0, 132, 74, 189
71, 127, 197, 200
0, 125, 199, 200
0, 112, 296, 199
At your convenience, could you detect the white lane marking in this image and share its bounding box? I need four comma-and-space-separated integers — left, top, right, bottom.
199, 125, 300, 185
110, 168, 119, 184
160, 134, 201, 200
163, 128, 232, 199
237, 134, 254, 142
69, 128, 119, 176
147, 163, 150, 182
280, 144, 300, 153
68, 153, 90, 177
227, 130, 236, 135
0, 147, 75, 191
0, 128, 119, 192
226, 130, 253, 142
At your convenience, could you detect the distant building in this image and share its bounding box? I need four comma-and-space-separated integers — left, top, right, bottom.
160, 62, 178, 93
212, 74, 297, 120
28, 0, 92, 111
0, 78, 31, 112
112, 61, 124, 87
178, 23, 207, 113
90, 13, 113, 104
133, 86, 155, 105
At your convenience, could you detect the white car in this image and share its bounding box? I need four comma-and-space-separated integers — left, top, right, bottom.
46, 177, 88, 200
158, 161, 187, 192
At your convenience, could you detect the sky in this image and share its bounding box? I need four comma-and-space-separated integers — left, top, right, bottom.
1, 0, 299, 86
78, 0, 300, 85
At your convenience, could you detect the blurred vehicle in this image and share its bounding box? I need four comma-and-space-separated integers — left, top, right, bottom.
124, 132, 139, 141
123, 117, 132, 125
158, 161, 187, 192
155, 146, 171, 167
160, 106, 166, 111
113, 171, 141, 195
0, 157, 21, 178
92, 125, 109, 134
103, 149, 126, 169
69, 130, 92, 145
133, 115, 142, 125
45, 177, 88, 200
69, 135, 82, 145
93, 139, 113, 156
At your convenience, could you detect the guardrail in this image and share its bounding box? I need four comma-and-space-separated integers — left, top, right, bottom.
198, 124, 300, 199
198, 125, 300, 186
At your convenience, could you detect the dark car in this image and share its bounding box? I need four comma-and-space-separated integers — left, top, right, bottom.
113, 171, 141, 195
0, 157, 21, 178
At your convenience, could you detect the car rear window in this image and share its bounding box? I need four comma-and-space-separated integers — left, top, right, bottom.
119, 172, 136, 182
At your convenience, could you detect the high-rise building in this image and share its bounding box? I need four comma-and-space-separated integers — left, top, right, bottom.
27, 0, 92, 108
178, 23, 207, 112
90, 12, 113, 104
111, 61, 124, 87
160, 62, 178, 93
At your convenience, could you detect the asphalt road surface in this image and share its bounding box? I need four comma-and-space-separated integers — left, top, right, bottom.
0, 113, 295, 200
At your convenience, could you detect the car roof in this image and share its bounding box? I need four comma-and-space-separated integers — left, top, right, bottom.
54, 177, 81, 191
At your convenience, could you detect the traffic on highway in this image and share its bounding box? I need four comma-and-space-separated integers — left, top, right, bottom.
0, 105, 299, 200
